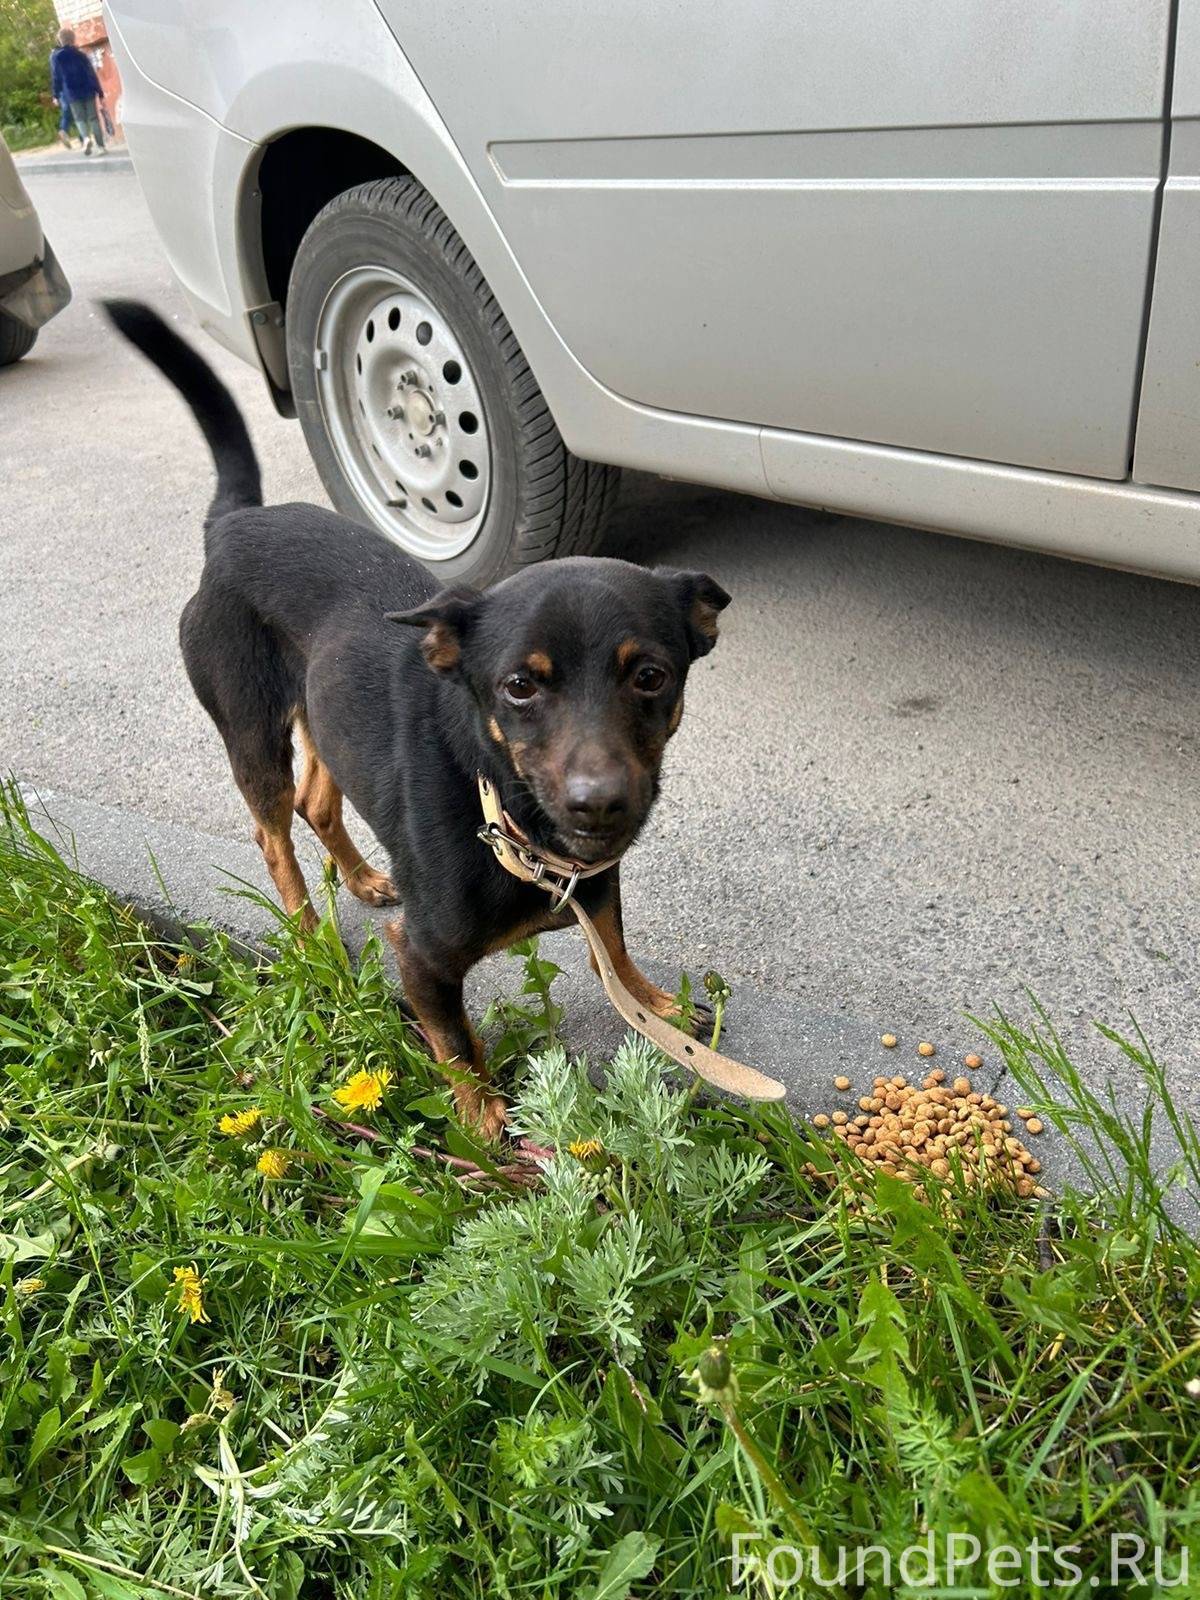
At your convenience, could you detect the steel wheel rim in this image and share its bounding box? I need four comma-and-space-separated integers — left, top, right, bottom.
314, 265, 492, 562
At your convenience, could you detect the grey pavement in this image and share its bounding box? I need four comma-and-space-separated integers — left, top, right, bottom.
5, 165, 1200, 1192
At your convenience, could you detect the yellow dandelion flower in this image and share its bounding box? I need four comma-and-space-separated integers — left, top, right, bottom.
257, 1148, 291, 1179
218, 1107, 263, 1136
173, 1264, 210, 1325
568, 1138, 604, 1161
332, 1067, 393, 1114
16, 1276, 45, 1297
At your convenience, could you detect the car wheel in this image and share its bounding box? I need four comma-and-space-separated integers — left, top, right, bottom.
0, 313, 37, 365
287, 176, 620, 587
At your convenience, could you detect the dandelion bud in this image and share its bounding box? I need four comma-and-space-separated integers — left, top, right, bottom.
703, 969, 731, 1003
695, 1343, 738, 1403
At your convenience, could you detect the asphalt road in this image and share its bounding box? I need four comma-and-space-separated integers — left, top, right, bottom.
6, 165, 1200, 1141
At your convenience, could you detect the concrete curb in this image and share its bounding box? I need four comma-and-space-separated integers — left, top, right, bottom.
19, 782, 950, 1097
21, 780, 921, 1075
17, 152, 133, 175
17, 781, 1189, 1206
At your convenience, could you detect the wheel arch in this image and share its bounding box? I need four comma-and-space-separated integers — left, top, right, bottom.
227, 100, 618, 472
251, 128, 407, 316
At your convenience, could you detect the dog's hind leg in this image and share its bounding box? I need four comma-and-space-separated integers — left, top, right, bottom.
245, 782, 317, 933
226, 722, 315, 932
294, 723, 399, 907
181, 588, 315, 932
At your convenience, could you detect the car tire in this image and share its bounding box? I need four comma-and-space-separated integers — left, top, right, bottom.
287, 175, 620, 587
0, 313, 37, 366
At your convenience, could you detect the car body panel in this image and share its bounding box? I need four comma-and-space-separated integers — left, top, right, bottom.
0, 134, 45, 279
761, 424, 1200, 583
105, 8, 257, 348
481, 156, 1156, 479
382, 0, 1167, 479
1132, 0, 1200, 493
105, 0, 1200, 580
107, 0, 776, 500
0, 134, 72, 330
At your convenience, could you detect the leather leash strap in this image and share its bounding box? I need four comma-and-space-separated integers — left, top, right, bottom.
477, 775, 786, 1102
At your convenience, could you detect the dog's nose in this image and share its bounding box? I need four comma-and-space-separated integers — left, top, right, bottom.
564, 768, 629, 830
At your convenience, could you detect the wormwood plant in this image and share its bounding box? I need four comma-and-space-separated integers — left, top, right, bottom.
2, 784, 1200, 1598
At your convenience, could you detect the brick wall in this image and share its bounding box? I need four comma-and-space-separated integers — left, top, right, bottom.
52, 1, 124, 138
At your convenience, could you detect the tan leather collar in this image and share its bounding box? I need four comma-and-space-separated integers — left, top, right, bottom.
476, 772, 786, 1104
476, 772, 620, 912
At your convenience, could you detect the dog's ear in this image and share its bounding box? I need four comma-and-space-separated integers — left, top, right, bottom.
385, 586, 481, 675
662, 570, 732, 659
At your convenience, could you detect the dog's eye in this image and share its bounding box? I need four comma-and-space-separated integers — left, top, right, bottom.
502, 673, 538, 705
632, 664, 668, 695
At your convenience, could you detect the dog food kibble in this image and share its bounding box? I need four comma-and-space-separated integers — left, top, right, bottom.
964, 1053, 983, 1069
881, 1033, 898, 1048
804, 1063, 1049, 1208
834, 1075, 851, 1091
1016, 1107, 1033, 1120
917, 1041, 936, 1058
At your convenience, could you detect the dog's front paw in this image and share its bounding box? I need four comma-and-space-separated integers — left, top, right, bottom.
454, 1082, 509, 1144
636, 983, 715, 1038
672, 995, 715, 1038
349, 864, 401, 907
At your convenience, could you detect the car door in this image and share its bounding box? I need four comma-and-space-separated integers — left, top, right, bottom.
1133, 0, 1200, 492
377, 0, 1169, 480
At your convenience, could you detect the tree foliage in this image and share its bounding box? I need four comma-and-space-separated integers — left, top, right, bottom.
0, 0, 59, 150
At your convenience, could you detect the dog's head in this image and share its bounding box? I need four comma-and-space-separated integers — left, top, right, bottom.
388, 556, 730, 861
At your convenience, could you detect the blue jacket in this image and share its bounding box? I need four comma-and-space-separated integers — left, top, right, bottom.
50, 45, 102, 104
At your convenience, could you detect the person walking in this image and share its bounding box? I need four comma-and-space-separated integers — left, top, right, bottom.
49, 28, 106, 157
56, 95, 77, 151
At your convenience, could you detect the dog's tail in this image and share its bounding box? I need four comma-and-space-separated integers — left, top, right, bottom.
102, 299, 262, 533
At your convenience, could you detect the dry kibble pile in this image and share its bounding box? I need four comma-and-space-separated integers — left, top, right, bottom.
808, 1041, 1049, 1202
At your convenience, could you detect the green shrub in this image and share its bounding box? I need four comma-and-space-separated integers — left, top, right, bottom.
0, 0, 60, 152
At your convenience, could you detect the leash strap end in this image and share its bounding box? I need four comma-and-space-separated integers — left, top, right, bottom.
571, 902, 789, 1104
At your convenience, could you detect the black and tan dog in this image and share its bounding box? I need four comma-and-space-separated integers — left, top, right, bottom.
104, 300, 729, 1138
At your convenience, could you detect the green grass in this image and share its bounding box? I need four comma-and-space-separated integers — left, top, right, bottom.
2, 784, 1199, 1598
1, 118, 55, 154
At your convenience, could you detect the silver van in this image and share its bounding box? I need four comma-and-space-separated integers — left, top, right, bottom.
108, 2, 1200, 585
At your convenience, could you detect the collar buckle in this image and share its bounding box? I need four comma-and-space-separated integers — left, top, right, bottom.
477, 819, 582, 912
544, 862, 581, 915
